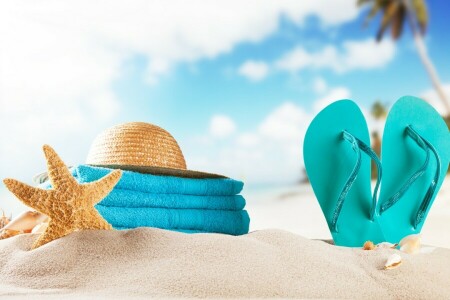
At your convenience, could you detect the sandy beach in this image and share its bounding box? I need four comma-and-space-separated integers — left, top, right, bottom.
1, 177, 449, 299
245, 175, 450, 249
1, 227, 450, 299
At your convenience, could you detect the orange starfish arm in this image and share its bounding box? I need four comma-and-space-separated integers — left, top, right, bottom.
3, 179, 52, 215
79, 209, 112, 230
32, 220, 71, 249
4, 145, 120, 250
42, 145, 78, 189
82, 169, 122, 206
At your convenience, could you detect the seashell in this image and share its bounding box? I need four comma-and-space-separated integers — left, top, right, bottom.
363, 241, 375, 250
0, 229, 22, 240
399, 234, 421, 254
0, 209, 11, 229
1, 211, 48, 233
32, 222, 48, 234
376, 242, 398, 249
384, 253, 402, 270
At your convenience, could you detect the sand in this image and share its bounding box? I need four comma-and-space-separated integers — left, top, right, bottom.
1, 228, 450, 299
245, 175, 450, 249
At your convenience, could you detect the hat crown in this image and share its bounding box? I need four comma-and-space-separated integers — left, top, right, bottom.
86, 122, 187, 170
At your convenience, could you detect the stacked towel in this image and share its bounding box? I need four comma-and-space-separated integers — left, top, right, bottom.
73, 165, 244, 196
95, 207, 249, 235
41, 165, 249, 235
97, 190, 246, 210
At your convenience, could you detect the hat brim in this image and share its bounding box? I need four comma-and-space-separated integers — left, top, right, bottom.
90, 164, 227, 179
33, 164, 226, 184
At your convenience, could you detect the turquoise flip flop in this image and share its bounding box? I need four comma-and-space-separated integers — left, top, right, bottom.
304, 100, 385, 247
378, 96, 450, 243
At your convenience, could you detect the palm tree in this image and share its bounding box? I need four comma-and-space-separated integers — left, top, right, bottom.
371, 100, 388, 119
358, 0, 450, 116
370, 100, 388, 178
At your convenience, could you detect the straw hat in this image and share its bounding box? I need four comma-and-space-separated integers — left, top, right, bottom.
34, 122, 224, 183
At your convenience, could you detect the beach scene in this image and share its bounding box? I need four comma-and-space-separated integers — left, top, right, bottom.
1, 1, 450, 299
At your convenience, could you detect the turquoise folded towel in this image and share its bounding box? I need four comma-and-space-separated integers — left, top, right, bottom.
38, 164, 249, 235
99, 189, 246, 211
72, 165, 243, 196
95, 205, 250, 235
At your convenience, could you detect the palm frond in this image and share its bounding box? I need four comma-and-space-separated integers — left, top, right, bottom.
357, 0, 373, 7
411, 0, 428, 34
376, 1, 400, 41
391, 6, 406, 39
363, 1, 383, 26
357, 0, 429, 40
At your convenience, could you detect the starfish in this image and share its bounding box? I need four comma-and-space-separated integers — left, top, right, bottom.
3, 145, 122, 249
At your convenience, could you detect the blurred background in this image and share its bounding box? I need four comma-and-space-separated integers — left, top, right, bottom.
1, 1, 449, 245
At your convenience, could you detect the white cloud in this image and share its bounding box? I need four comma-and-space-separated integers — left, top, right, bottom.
421, 84, 450, 116
312, 77, 328, 94
238, 60, 270, 81
145, 59, 171, 85
209, 115, 237, 138
313, 87, 351, 112
0, 0, 360, 214
259, 102, 310, 141
185, 85, 357, 184
341, 39, 396, 71
186, 101, 316, 184
236, 133, 261, 147
275, 38, 396, 73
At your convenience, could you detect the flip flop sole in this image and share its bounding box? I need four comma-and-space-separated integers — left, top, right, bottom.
304, 100, 385, 247
378, 96, 450, 243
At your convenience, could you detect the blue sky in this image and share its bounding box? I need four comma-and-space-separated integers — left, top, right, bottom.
108, 0, 450, 147
114, 0, 450, 129
1, 1, 449, 215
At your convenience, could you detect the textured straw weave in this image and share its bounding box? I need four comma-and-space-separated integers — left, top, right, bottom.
86, 122, 187, 170
33, 122, 226, 183
83, 122, 225, 179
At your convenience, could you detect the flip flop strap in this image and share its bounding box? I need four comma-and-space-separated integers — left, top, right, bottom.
331, 131, 382, 233
411, 126, 441, 228
379, 125, 441, 229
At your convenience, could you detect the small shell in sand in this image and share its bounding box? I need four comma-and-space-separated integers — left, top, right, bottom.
0, 229, 22, 239
376, 242, 398, 249
384, 253, 402, 270
32, 222, 48, 234
399, 234, 421, 254
0, 211, 49, 240
0, 209, 11, 229
363, 241, 375, 250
